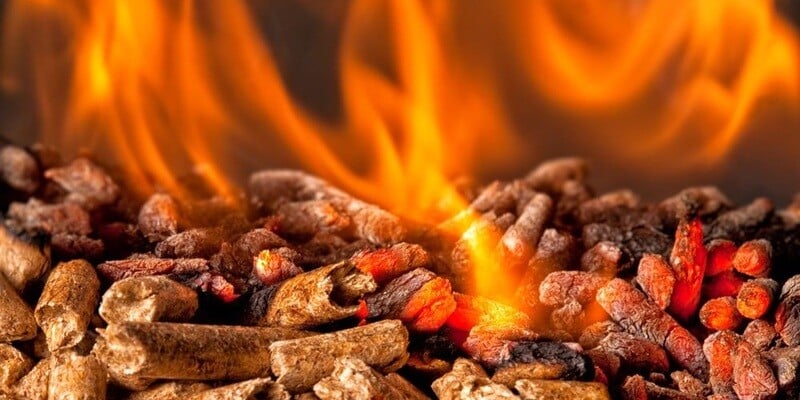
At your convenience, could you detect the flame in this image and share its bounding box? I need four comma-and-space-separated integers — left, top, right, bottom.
2, 1, 800, 306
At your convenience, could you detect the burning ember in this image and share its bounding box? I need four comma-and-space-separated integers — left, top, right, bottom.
1, 0, 800, 399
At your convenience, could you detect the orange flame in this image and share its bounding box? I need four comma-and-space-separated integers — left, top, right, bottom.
2, 0, 799, 305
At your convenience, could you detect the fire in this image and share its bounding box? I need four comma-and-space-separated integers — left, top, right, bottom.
2, 1, 799, 306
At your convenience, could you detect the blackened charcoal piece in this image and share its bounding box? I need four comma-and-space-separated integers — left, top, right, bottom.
576, 189, 640, 225
256, 262, 376, 329
775, 275, 800, 346
514, 379, 610, 400
97, 256, 208, 281
313, 357, 405, 400
138, 193, 181, 242
269, 320, 409, 393
96, 322, 310, 381
99, 276, 198, 324
597, 332, 670, 374
249, 170, 404, 245
351, 243, 430, 285
596, 279, 708, 380
658, 186, 733, 228
524, 157, 589, 195
275, 200, 351, 238
47, 350, 106, 400
34, 260, 100, 351
50, 233, 104, 261
7, 199, 91, 235
44, 157, 120, 209
155, 228, 226, 259
706, 197, 773, 241
183, 272, 239, 303
364, 268, 456, 333
462, 327, 592, 381
0, 222, 49, 291
292, 233, 374, 268
431, 358, 517, 400
0, 144, 40, 194
582, 223, 671, 270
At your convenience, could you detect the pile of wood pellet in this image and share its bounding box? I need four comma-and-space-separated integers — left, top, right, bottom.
2, 139, 800, 399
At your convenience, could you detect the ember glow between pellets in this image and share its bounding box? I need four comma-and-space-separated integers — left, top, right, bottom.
3, 1, 800, 309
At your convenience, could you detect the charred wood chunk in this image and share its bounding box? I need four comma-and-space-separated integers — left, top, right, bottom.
183, 272, 239, 303
496, 193, 553, 271
248, 170, 404, 244
514, 379, 610, 400
0, 223, 49, 292
184, 378, 289, 400
155, 228, 226, 259
582, 223, 670, 270
596, 278, 708, 380
515, 228, 576, 312
211, 228, 290, 279
620, 375, 702, 400
313, 357, 405, 400
669, 218, 707, 322
636, 253, 675, 310
99, 275, 198, 324
539, 270, 607, 308
554, 179, 593, 225
294, 233, 373, 269
351, 242, 430, 285
732, 338, 778, 399
703, 330, 739, 397
34, 260, 100, 352
269, 320, 409, 393
576, 189, 640, 226
772, 357, 799, 397
252, 248, 303, 286
125, 381, 212, 400
445, 293, 531, 332
47, 350, 106, 400
0, 343, 33, 388
742, 319, 778, 351
597, 332, 670, 374
7, 199, 91, 235
658, 186, 732, 228
96, 322, 309, 381
462, 329, 592, 381
705, 239, 737, 277
255, 261, 376, 329
275, 200, 351, 238
706, 197, 773, 241
138, 193, 181, 243
449, 214, 504, 293
50, 233, 104, 261
732, 239, 772, 278
776, 274, 800, 346
363, 268, 456, 333
10, 359, 49, 400
44, 157, 119, 209
580, 241, 624, 276
523, 157, 589, 195
97, 256, 209, 281
468, 180, 533, 217
736, 278, 777, 319
431, 358, 517, 400
578, 321, 623, 350
0, 144, 40, 194
670, 370, 711, 398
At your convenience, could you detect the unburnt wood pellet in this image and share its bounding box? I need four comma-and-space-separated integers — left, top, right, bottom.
0, 271, 37, 342
0, 223, 49, 291
47, 350, 107, 400
269, 320, 409, 393
312, 357, 405, 400
0, 343, 33, 388
34, 259, 100, 351
99, 275, 199, 324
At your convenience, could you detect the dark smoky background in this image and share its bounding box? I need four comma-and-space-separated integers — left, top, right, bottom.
1, 0, 799, 205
